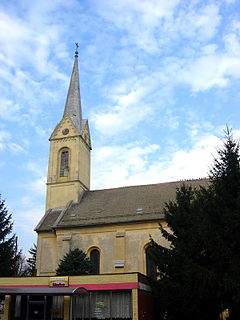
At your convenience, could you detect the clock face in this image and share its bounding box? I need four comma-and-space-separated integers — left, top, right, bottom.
62, 128, 69, 135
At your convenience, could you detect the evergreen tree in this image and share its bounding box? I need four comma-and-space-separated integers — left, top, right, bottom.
0, 195, 18, 276
26, 244, 37, 276
150, 129, 240, 320
56, 248, 93, 276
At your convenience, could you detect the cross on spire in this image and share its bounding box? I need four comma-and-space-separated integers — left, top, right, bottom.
75, 42, 79, 58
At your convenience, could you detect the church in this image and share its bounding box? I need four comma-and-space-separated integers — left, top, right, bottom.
0, 48, 207, 320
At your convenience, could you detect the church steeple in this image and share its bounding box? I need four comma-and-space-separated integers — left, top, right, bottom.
45, 44, 91, 210
63, 43, 82, 131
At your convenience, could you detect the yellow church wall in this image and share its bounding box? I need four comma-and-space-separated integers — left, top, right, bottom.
46, 123, 90, 210
46, 181, 83, 210
36, 232, 58, 276
37, 221, 167, 276
77, 137, 91, 189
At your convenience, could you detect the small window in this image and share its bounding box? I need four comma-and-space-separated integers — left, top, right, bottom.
60, 149, 69, 177
146, 246, 157, 280
90, 249, 100, 274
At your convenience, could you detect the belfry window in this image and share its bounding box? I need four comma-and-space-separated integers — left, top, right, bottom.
90, 249, 100, 274
60, 149, 69, 177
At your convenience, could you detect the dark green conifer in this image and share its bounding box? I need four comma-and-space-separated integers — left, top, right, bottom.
0, 195, 18, 276
56, 248, 93, 276
26, 244, 37, 276
150, 129, 240, 320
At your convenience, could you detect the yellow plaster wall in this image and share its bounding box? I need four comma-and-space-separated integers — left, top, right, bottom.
132, 289, 138, 320
36, 232, 57, 276
0, 273, 138, 286
63, 296, 70, 320
37, 221, 167, 276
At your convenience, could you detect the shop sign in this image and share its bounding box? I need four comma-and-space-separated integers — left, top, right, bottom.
49, 276, 69, 287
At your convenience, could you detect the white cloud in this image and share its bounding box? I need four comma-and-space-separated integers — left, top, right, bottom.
91, 76, 155, 134
92, 133, 222, 190
92, 143, 160, 188
224, 33, 240, 55
0, 129, 26, 153
175, 3, 220, 42
180, 54, 240, 92
0, 6, 69, 121
0, 99, 23, 121
27, 177, 46, 197
92, 103, 152, 135
23, 162, 47, 198
0, 130, 10, 151
95, 0, 180, 53
15, 206, 44, 234
96, 1, 220, 52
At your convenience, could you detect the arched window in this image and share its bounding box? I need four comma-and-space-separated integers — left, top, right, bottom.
90, 249, 100, 274
60, 149, 69, 177
145, 246, 157, 279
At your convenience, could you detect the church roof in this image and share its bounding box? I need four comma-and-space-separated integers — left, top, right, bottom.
35, 178, 209, 232
63, 49, 82, 131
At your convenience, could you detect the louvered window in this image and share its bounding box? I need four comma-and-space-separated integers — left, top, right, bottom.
60, 149, 69, 177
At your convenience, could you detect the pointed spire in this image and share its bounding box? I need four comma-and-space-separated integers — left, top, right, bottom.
63, 43, 82, 131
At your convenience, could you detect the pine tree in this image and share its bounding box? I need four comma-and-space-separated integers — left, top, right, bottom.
208, 129, 240, 319
26, 244, 37, 276
150, 129, 240, 320
0, 195, 18, 276
56, 248, 93, 276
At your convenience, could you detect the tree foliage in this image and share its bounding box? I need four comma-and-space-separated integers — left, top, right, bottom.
56, 248, 93, 276
0, 195, 18, 276
26, 244, 37, 276
14, 252, 29, 276
150, 129, 240, 320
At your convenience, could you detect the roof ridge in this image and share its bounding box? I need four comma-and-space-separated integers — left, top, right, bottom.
89, 177, 209, 193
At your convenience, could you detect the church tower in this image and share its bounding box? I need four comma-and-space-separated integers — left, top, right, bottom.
45, 46, 91, 210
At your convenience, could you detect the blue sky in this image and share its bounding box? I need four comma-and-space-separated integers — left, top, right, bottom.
0, 0, 239, 254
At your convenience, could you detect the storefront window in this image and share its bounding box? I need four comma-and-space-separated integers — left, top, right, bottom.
112, 291, 131, 319
91, 292, 110, 319
72, 295, 89, 320
51, 296, 64, 319
72, 291, 132, 320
